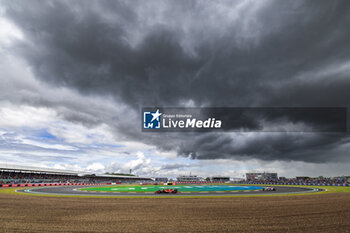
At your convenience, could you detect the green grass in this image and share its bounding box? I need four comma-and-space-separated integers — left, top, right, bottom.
1, 185, 349, 199
226, 184, 350, 194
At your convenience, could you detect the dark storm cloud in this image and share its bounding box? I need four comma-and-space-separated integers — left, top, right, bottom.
198, 107, 347, 132
178, 132, 350, 163
3, 0, 350, 162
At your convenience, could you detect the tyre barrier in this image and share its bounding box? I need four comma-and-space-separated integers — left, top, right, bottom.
0, 183, 109, 188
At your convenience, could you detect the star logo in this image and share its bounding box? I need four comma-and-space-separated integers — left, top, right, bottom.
150, 109, 162, 122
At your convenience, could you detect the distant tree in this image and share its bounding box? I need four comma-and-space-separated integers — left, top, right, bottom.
105, 172, 135, 176
205, 177, 211, 182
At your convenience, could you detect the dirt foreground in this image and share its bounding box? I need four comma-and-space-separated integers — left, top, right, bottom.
0, 192, 349, 233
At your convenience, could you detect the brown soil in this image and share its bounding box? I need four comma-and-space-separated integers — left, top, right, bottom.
0, 193, 349, 233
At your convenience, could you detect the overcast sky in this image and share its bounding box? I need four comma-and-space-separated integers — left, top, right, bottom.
0, 0, 350, 178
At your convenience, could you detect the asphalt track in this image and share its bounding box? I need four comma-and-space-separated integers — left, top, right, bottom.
16, 185, 321, 197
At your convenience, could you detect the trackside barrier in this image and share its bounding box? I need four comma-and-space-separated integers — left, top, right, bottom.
0, 183, 110, 188
1, 181, 347, 188
176, 181, 225, 185
242, 182, 349, 186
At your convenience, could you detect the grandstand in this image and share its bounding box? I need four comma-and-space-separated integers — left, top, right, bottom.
240, 175, 350, 186
154, 177, 169, 182
0, 164, 151, 186
246, 172, 278, 181
176, 175, 204, 182
211, 176, 230, 182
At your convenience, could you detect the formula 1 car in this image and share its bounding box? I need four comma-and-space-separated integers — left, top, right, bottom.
154, 188, 178, 194
262, 187, 276, 191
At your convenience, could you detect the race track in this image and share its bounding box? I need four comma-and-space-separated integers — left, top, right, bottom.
16, 185, 321, 197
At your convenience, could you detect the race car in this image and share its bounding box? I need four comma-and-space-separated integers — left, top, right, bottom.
263, 187, 276, 191
154, 188, 178, 194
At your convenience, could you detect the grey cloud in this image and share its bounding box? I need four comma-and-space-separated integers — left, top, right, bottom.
160, 163, 195, 170
178, 132, 350, 163
2, 0, 350, 163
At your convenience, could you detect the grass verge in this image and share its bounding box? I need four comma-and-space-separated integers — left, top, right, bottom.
0, 185, 349, 198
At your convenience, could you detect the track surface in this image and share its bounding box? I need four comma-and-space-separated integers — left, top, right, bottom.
1, 191, 349, 232
17, 185, 319, 197
81, 184, 264, 192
